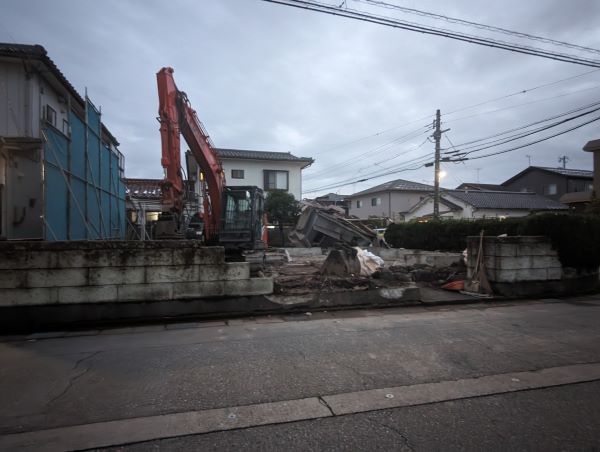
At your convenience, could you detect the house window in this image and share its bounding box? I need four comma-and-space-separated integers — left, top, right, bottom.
62, 119, 69, 136
371, 197, 381, 206
356, 200, 363, 208
231, 169, 244, 179
264, 170, 288, 191
45, 105, 57, 127
545, 184, 557, 195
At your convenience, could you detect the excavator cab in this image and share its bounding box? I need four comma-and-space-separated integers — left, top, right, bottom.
219, 186, 265, 251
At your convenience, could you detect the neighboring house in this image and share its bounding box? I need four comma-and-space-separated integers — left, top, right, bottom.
0, 43, 126, 240
124, 178, 200, 239
314, 192, 350, 216
347, 179, 434, 221
405, 189, 568, 221
214, 148, 314, 200
501, 166, 593, 201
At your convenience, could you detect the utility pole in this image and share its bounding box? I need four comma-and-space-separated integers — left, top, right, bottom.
558, 155, 569, 168
476, 168, 481, 183
432, 110, 449, 220
526, 154, 532, 166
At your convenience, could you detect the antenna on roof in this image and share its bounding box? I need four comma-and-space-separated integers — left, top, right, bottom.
558, 155, 570, 169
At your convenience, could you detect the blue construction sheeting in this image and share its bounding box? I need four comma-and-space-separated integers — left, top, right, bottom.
43, 98, 126, 240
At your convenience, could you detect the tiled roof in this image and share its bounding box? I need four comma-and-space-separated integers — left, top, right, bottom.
349, 178, 434, 197
532, 166, 593, 178
455, 183, 512, 191
446, 190, 568, 210
124, 178, 195, 200
502, 166, 593, 185
124, 178, 162, 200
315, 193, 350, 202
215, 148, 314, 167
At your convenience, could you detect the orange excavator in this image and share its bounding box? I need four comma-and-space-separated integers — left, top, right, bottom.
155, 67, 266, 250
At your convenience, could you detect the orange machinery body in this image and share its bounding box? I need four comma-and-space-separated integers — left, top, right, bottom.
156, 67, 225, 240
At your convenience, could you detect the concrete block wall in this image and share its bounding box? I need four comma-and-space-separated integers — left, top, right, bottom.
0, 241, 272, 307
466, 236, 562, 283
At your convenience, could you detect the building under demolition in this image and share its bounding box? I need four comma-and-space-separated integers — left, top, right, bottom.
0, 43, 126, 240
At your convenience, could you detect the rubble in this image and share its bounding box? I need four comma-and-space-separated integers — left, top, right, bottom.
288, 202, 376, 248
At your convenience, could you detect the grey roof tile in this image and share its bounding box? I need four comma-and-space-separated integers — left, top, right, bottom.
215, 148, 313, 166
349, 178, 434, 197
446, 190, 568, 210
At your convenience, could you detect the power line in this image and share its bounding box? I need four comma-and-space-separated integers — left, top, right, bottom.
261, 0, 600, 67
443, 69, 600, 116
302, 160, 427, 194
461, 115, 600, 161
356, 0, 600, 56
444, 83, 600, 125
443, 99, 600, 152
303, 123, 432, 180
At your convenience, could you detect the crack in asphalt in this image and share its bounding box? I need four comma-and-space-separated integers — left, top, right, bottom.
44, 351, 102, 408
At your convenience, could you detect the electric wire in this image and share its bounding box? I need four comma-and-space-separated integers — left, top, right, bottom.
460, 115, 600, 161
443, 99, 600, 153
261, 0, 600, 67
356, 0, 600, 56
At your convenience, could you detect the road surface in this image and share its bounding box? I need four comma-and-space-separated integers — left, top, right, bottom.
1, 295, 599, 450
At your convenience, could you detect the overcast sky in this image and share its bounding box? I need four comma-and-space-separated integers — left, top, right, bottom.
2, 0, 599, 197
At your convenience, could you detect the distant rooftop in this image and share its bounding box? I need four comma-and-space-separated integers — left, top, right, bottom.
455, 183, 512, 192
532, 166, 593, 178
447, 189, 568, 210
315, 193, 350, 202
215, 148, 314, 168
502, 166, 593, 186
349, 178, 434, 197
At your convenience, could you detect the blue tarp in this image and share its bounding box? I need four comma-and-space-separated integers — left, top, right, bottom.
43, 99, 126, 240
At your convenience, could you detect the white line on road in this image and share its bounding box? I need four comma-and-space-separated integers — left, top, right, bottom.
2, 363, 600, 452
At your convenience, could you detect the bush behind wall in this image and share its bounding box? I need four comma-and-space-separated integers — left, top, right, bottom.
385, 214, 600, 270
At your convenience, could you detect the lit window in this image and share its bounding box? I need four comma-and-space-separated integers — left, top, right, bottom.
231, 169, 244, 179
264, 170, 288, 191
371, 197, 381, 206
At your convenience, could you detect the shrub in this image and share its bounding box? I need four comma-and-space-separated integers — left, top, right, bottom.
385, 214, 600, 270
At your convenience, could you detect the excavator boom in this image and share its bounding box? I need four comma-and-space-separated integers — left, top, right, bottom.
156, 67, 225, 240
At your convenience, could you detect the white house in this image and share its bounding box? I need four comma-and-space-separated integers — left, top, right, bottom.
347, 178, 434, 221
215, 148, 313, 200
404, 189, 568, 221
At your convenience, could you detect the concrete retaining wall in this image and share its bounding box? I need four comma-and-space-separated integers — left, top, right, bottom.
0, 241, 272, 307
466, 236, 562, 283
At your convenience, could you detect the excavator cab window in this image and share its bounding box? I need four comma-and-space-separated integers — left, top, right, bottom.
220, 186, 265, 250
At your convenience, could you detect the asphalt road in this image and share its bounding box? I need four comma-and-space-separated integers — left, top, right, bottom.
1, 295, 599, 450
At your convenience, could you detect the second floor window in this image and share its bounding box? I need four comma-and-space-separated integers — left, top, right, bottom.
231, 169, 244, 179
264, 170, 288, 191
45, 105, 57, 127
545, 184, 557, 195
371, 197, 381, 206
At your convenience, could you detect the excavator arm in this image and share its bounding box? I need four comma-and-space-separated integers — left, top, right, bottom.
156, 67, 225, 240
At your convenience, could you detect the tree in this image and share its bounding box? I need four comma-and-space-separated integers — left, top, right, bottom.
264, 191, 301, 246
